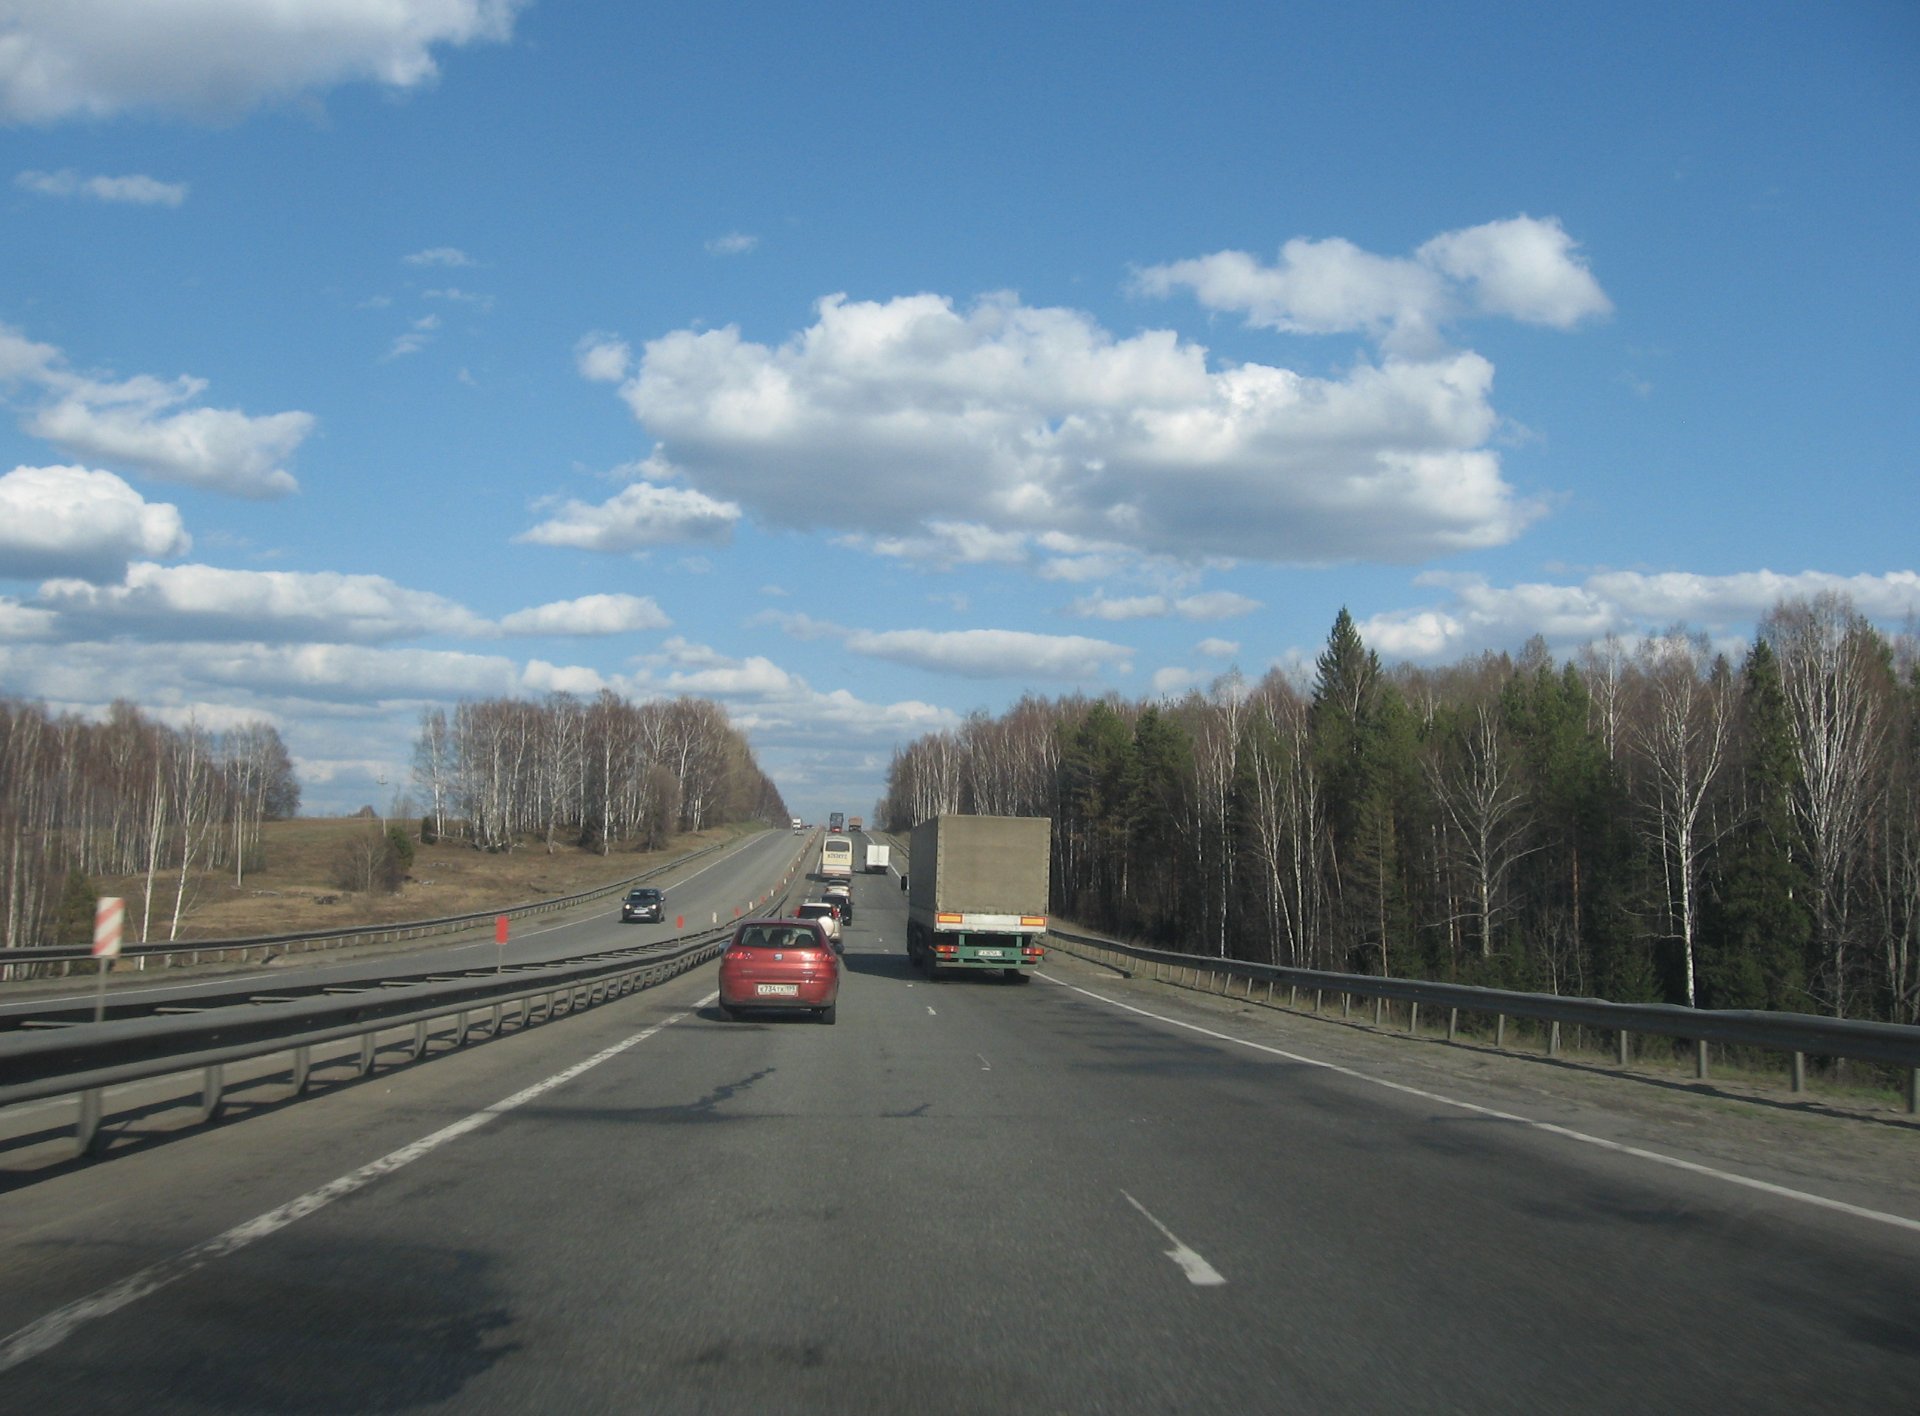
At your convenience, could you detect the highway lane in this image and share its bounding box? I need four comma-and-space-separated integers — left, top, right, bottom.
0, 827, 810, 1158
3, 866, 1916, 1411
0, 827, 808, 1024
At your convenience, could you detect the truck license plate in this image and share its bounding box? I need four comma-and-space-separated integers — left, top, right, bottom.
757, 983, 799, 996
975, 949, 1004, 958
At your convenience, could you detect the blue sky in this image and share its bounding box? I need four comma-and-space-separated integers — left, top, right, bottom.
1, 0, 1916, 822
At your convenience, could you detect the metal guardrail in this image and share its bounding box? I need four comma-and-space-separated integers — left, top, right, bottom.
3, 858, 815, 1157
1045, 927, 1920, 1113
0, 928, 731, 1155
0, 837, 738, 980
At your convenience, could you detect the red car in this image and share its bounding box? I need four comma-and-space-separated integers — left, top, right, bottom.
716, 917, 841, 1024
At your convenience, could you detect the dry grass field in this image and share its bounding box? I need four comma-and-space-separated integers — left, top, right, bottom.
102, 818, 761, 943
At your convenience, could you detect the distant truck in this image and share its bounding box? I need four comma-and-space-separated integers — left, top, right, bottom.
905, 815, 1049, 980
849, 814, 864, 832
864, 842, 891, 874
791, 816, 803, 832
829, 811, 846, 834
819, 835, 854, 879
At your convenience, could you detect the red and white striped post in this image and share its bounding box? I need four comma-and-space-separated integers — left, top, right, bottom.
92, 896, 124, 1023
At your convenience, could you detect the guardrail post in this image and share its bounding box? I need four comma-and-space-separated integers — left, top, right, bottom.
1789, 1051, 1804, 1092
409, 1020, 427, 1061
1617, 1031, 1632, 1068
491, 1002, 504, 1034
76, 1088, 103, 1156
1495, 1014, 1506, 1048
292, 1045, 312, 1093
1408, 1002, 1419, 1034
1695, 1040, 1710, 1079
1341, 993, 1351, 1018
1312, 988, 1322, 1012
199, 1065, 224, 1123
359, 1033, 376, 1076
1547, 1021, 1560, 1057
1373, 997, 1384, 1026
1907, 1069, 1918, 1115
1447, 1007, 1458, 1041
453, 1011, 469, 1046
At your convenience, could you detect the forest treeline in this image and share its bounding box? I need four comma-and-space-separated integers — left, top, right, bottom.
410, 691, 789, 856
0, 689, 789, 950
0, 700, 300, 948
878, 592, 1920, 1023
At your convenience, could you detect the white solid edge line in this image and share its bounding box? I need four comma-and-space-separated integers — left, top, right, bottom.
1122, 1190, 1227, 1287
0, 991, 719, 1374
1039, 973, 1920, 1237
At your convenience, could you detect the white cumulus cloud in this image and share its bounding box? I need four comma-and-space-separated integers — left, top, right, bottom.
844, 626, 1131, 681
1174, 591, 1260, 620
1356, 568, 1920, 663
1134, 215, 1610, 354
0, 2, 527, 123
33, 563, 492, 643
599, 275, 1555, 568
1069, 589, 1258, 622
0, 464, 189, 581
499, 593, 671, 636
517, 480, 742, 552
635, 637, 962, 748
0, 323, 312, 498
404, 246, 477, 268
16, 168, 186, 204
29, 397, 309, 498
575, 333, 633, 383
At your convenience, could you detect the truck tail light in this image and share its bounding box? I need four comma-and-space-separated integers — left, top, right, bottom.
1022, 946, 1044, 957
935, 943, 957, 956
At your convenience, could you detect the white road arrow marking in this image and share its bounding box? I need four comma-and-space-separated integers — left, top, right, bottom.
1122, 1190, 1226, 1287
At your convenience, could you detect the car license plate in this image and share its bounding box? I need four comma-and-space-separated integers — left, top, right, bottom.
757, 983, 799, 996
975, 949, 1004, 958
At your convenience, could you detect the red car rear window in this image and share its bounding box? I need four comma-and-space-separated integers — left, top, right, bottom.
730, 926, 822, 951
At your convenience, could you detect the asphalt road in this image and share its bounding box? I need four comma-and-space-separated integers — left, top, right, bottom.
0, 828, 810, 1025
2, 855, 1916, 1412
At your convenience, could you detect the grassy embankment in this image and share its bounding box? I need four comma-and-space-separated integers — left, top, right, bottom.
102, 818, 765, 944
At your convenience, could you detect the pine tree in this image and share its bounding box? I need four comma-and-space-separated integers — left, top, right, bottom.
1503, 658, 1647, 998
1310, 610, 1410, 974
1698, 639, 1811, 1010
1128, 705, 1193, 944
1058, 702, 1138, 928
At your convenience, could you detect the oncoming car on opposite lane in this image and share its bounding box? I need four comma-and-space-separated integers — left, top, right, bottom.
717, 917, 841, 1024
621, 887, 664, 923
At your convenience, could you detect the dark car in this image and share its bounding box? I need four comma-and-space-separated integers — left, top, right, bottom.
621, 887, 664, 923
716, 918, 840, 1023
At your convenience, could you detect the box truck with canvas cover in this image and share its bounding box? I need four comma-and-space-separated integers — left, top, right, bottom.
905, 815, 1050, 979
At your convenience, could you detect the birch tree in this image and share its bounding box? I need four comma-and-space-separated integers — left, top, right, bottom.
1763, 593, 1890, 1016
